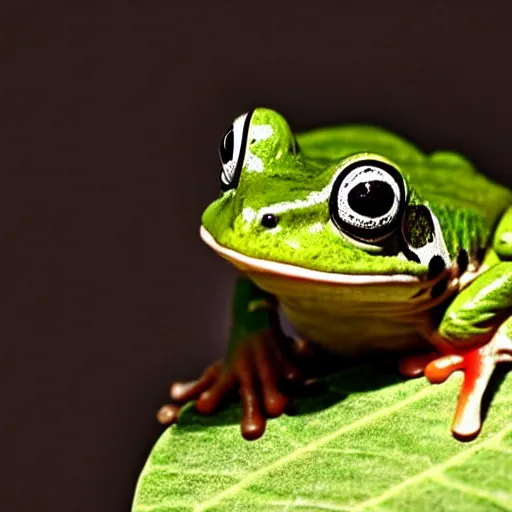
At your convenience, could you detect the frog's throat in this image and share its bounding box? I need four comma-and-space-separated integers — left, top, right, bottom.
199, 226, 422, 285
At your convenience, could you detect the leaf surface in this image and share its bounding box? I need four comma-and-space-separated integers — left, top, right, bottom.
132, 363, 512, 512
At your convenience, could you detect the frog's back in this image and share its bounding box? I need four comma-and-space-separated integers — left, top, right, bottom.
297, 124, 426, 163
297, 124, 512, 228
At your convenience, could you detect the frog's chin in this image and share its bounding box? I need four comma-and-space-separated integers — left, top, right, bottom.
200, 226, 423, 285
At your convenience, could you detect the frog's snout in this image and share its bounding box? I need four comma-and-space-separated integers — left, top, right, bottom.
260, 213, 279, 229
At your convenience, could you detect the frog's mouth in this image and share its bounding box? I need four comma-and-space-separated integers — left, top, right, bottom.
200, 225, 425, 286
200, 226, 466, 321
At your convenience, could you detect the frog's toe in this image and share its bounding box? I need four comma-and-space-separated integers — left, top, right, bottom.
195, 372, 237, 414
423, 351, 487, 439
156, 360, 232, 425
252, 332, 290, 417
398, 352, 439, 378
170, 361, 223, 402
156, 404, 180, 425
236, 355, 267, 440
423, 354, 465, 383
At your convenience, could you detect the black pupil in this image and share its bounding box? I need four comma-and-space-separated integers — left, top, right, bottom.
347, 180, 395, 218
219, 127, 234, 164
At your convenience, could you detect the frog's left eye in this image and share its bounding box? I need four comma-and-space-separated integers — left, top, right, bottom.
329, 159, 407, 243
219, 111, 253, 191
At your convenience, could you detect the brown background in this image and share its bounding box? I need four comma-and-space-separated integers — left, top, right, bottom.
2, 2, 512, 511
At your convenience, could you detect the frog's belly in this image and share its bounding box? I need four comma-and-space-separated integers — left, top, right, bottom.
249, 272, 434, 356
199, 227, 447, 356
280, 302, 429, 355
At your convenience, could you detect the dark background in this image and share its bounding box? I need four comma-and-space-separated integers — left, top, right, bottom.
3, 2, 512, 511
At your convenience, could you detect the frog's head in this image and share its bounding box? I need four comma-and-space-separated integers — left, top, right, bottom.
201, 108, 451, 286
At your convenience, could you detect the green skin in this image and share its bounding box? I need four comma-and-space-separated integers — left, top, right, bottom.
205, 108, 512, 342
205, 109, 510, 276
171, 108, 512, 440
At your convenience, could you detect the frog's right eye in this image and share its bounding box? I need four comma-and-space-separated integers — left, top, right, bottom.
329, 158, 407, 243
219, 111, 253, 191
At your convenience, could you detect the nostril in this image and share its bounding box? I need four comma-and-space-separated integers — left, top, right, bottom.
261, 214, 279, 228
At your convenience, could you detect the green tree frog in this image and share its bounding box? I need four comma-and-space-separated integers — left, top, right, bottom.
158, 108, 512, 441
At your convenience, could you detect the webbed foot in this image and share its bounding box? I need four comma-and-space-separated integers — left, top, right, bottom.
157, 331, 312, 440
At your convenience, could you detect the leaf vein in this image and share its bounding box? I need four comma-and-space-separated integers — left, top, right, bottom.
192, 385, 442, 511
134, 500, 193, 511
351, 425, 512, 511
142, 465, 245, 477
319, 448, 415, 462
270, 498, 352, 511
430, 474, 512, 511
490, 444, 512, 455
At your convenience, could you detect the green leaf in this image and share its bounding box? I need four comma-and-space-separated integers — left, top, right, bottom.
132, 362, 512, 512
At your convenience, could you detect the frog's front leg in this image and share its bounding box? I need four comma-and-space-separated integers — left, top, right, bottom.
401, 261, 512, 439
157, 277, 308, 440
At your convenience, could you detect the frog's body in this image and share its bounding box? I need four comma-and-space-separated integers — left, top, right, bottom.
159, 108, 512, 441
202, 110, 511, 354
201, 227, 438, 355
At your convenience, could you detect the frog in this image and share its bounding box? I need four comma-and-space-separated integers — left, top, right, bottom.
157, 108, 512, 441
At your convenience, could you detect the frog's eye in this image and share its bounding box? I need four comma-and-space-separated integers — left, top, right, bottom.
329, 159, 407, 243
219, 111, 253, 191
